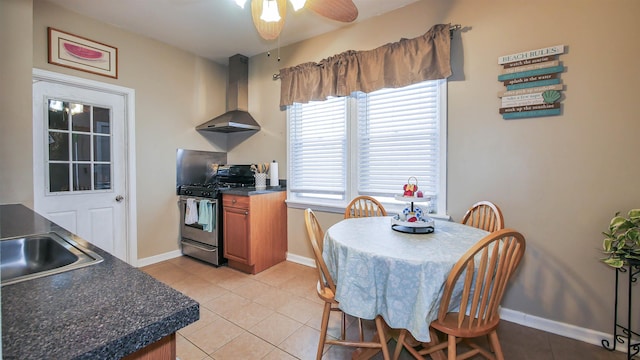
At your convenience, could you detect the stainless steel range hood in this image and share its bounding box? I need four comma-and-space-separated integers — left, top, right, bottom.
196, 54, 261, 133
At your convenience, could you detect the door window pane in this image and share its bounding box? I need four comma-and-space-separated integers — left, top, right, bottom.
93, 107, 110, 134
72, 134, 91, 161
94, 164, 111, 190
73, 164, 92, 191
71, 104, 90, 132
49, 163, 70, 192
94, 135, 110, 162
48, 132, 69, 161
48, 100, 68, 130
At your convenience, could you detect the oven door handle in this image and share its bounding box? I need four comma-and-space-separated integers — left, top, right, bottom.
181, 239, 217, 252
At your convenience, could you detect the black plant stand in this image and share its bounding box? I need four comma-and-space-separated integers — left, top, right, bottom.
602, 260, 640, 359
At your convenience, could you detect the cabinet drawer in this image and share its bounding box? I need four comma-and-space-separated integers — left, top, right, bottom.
223, 194, 250, 208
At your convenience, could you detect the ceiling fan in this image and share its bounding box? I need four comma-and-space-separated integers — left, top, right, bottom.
234, 0, 359, 40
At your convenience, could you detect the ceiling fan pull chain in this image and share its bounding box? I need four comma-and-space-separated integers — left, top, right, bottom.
265, 37, 281, 61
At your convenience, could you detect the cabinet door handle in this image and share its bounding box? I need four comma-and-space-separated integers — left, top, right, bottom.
244, 211, 249, 216
232, 199, 237, 204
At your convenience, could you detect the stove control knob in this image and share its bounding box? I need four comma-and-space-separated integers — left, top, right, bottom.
184, 190, 192, 195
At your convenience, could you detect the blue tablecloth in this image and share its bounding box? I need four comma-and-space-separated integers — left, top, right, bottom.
322, 216, 489, 342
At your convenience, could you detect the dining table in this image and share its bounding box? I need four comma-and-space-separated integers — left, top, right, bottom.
322, 216, 490, 347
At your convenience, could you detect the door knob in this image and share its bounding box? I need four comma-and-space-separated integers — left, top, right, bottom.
115, 195, 124, 202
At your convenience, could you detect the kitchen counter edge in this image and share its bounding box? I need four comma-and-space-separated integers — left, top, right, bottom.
219, 185, 286, 196
0, 203, 199, 360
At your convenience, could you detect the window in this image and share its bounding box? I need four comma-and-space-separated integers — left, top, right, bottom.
287, 80, 447, 216
47, 99, 113, 193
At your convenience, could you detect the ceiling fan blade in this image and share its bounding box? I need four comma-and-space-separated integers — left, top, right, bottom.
251, 0, 287, 40
306, 0, 358, 22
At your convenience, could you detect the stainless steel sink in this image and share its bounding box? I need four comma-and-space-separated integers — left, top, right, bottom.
1, 232, 104, 286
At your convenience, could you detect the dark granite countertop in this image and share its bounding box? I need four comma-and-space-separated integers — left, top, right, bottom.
0, 204, 199, 360
220, 185, 286, 196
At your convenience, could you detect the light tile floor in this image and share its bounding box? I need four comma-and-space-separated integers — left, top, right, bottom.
142, 256, 628, 360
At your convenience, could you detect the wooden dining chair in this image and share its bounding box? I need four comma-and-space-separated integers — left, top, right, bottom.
393, 229, 526, 360
344, 195, 387, 218
461, 201, 504, 232
304, 208, 391, 360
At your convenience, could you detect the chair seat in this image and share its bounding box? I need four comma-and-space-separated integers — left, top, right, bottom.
431, 313, 500, 338
317, 281, 337, 304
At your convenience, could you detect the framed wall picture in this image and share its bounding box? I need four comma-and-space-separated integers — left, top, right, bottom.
48, 27, 118, 79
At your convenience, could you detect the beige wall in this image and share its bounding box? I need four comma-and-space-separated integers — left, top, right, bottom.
3, 0, 639, 338
31, 2, 229, 259
0, 0, 34, 206
1, 0, 229, 258
233, 0, 640, 335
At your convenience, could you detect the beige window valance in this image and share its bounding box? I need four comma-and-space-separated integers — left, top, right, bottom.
278, 23, 452, 107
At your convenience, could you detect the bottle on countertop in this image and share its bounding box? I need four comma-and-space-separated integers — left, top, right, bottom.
269, 160, 279, 187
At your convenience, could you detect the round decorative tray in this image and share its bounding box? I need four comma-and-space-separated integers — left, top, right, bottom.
394, 194, 431, 202
391, 215, 435, 234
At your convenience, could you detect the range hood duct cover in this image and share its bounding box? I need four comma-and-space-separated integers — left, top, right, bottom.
196, 54, 261, 133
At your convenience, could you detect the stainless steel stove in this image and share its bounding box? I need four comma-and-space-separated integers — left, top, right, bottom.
177, 164, 255, 266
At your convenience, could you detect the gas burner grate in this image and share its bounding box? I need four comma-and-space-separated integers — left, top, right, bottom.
177, 184, 222, 198
177, 164, 256, 198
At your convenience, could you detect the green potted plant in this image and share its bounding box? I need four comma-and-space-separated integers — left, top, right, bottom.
602, 209, 640, 268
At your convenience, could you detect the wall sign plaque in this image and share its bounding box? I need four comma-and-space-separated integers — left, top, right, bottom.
497, 45, 565, 119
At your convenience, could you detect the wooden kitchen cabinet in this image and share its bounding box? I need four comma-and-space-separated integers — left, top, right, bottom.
222, 191, 287, 274
122, 333, 175, 360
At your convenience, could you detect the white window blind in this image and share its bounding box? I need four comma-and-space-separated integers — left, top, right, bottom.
287, 79, 446, 214
356, 81, 441, 198
289, 97, 347, 199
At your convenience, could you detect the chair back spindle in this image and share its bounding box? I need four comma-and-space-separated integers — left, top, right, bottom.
461, 200, 504, 232
437, 229, 525, 334
344, 196, 387, 218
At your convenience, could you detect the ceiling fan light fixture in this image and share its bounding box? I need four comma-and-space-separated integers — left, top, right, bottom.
260, 0, 281, 22
250, 0, 356, 41
234, 0, 247, 8
289, 0, 306, 11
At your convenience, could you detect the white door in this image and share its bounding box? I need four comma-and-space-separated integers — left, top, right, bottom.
33, 79, 128, 261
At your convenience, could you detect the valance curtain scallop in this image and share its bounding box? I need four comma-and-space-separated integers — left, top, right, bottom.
278, 23, 452, 107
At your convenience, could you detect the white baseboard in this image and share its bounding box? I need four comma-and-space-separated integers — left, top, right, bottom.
286, 252, 316, 268
136, 250, 182, 267
137, 250, 312, 268
499, 308, 623, 353
137, 251, 622, 353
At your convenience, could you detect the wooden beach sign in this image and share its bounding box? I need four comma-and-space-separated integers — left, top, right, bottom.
497, 45, 566, 119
